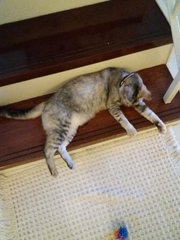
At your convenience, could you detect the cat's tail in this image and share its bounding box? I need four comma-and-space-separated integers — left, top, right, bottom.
0, 102, 46, 120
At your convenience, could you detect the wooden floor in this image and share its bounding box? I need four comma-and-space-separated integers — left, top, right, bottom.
0, 64, 180, 169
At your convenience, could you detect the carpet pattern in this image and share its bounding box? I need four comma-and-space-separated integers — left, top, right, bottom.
0, 127, 180, 240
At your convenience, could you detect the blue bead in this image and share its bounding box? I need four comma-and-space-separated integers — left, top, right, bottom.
119, 225, 128, 238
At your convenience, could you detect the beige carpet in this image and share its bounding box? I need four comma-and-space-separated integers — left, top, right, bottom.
0, 127, 180, 240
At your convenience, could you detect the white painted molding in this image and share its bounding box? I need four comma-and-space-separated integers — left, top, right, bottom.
163, 71, 180, 103
173, 0, 180, 17
166, 47, 178, 78
158, 0, 180, 103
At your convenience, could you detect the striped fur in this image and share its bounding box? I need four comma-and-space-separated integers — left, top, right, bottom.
0, 68, 166, 176
0, 102, 46, 120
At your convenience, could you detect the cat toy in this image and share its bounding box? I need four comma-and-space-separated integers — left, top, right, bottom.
115, 224, 129, 240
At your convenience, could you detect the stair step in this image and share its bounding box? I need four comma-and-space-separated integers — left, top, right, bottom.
0, 64, 180, 169
0, 44, 172, 106
0, 0, 172, 87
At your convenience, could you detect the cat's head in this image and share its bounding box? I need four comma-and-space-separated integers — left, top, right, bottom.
119, 71, 152, 106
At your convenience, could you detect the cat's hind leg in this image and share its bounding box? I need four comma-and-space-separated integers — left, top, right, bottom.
44, 138, 59, 177
58, 143, 75, 170
58, 127, 77, 169
44, 128, 71, 176
44, 131, 75, 176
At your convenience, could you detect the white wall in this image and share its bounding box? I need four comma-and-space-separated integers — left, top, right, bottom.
0, 0, 108, 25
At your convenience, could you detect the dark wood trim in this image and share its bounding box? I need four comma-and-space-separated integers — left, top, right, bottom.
0, 0, 172, 87
0, 65, 180, 169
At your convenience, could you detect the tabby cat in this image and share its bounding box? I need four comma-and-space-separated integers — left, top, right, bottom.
0, 68, 166, 176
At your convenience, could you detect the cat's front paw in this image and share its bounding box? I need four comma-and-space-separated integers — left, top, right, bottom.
126, 126, 137, 136
50, 167, 58, 177
155, 121, 167, 134
66, 160, 76, 170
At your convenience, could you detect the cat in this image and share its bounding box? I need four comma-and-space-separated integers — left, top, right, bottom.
0, 67, 166, 176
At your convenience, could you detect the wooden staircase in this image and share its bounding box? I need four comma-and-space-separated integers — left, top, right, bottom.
0, 0, 180, 169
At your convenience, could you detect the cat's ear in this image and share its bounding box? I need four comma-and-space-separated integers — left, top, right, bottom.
140, 86, 152, 101
123, 85, 135, 102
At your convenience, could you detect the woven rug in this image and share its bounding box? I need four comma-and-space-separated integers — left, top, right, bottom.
0, 127, 180, 240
